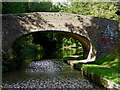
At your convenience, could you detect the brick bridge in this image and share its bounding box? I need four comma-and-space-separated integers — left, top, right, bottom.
2, 12, 119, 63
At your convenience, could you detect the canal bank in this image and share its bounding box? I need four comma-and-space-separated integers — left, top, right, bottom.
74, 64, 120, 89
65, 57, 120, 89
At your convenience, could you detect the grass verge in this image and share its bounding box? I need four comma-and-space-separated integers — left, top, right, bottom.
93, 54, 120, 70
83, 64, 120, 84
74, 52, 120, 84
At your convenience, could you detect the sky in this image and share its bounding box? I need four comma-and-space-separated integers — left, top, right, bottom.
52, 0, 71, 5
52, 0, 67, 2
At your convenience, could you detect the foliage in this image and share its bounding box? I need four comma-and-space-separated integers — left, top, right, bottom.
2, 2, 27, 14
2, 2, 60, 14
59, 2, 120, 20
3, 33, 83, 72
73, 43, 120, 84
12, 35, 44, 60
83, 64, 120, 84
62, 37, 82, 47
33, 32, 82, 50
6, 33, 83, 61
93, 45, 120, 70
29, 2, 60, 12
2, 35, 44, 72
2, 53, 17, 72
2, 2, 119, 20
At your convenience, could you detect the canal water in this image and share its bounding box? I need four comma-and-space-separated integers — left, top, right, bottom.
2, 48, 105, 89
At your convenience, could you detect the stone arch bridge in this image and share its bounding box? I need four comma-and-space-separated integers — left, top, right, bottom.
2, 12, 119, 63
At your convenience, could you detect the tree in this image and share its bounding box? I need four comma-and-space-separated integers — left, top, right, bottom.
2, 2, 27, 14
2, 2, 60, 14
60, 2, 120, 20
29, 2, 52, 12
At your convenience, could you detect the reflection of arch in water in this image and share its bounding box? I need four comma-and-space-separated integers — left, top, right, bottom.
10, 30, 96, 63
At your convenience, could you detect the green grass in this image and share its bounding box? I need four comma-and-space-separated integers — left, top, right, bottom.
74, 50, 120, 84
93, 54, 120, 70
82, 64, 120, 84
72, 35, 120, 85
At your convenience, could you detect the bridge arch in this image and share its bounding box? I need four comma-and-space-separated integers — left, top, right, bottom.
8, 30, 96, 63
2, 12, 119, 63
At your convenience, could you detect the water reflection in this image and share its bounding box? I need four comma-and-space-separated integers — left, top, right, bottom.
2, 48, 104, 89
36, 48, 83, 60
3, 60, 103, 89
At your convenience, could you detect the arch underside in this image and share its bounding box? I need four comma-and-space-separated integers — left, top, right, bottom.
9, 30, 96, 64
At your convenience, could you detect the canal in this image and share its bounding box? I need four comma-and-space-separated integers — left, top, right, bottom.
2, 48, 105, 89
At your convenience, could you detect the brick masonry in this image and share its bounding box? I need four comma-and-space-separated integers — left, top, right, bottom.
2, 12, 120, 61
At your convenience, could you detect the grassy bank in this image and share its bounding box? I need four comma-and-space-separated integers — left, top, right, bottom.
74, 52, 120, 84
93, 54, 119, 70
83, 64, 120, 84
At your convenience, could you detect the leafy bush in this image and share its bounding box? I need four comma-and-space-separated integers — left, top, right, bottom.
12, 35, 44, 60
29, 2, 60, 12
2, 35, 44, 72
2, 2, 60, 14
59, 2, 120, 20
2, 2, 120, 20
2, 2, 27, 14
